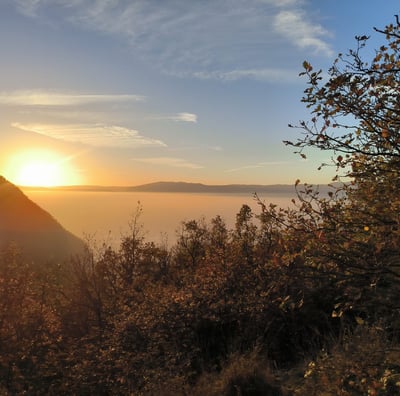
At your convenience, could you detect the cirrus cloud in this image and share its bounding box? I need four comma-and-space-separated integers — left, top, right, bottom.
12, 122, 166, 148
225, 161, 290, 173
273, 10, 333, 56
169, 113, 197, 123
12, 0, 334, 81
0, 90, 145, 106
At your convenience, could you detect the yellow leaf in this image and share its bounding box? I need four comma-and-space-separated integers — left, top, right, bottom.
355, 316, 364, 325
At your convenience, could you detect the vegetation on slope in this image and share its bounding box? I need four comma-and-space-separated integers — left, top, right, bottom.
2, 16, 400, 395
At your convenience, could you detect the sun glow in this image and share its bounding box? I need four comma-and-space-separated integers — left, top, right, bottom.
18, 161, 62, 187
6, 149, 82, 187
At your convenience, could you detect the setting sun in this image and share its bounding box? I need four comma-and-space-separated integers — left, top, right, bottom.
17, 160, 62, 187
5, 149, 82, 187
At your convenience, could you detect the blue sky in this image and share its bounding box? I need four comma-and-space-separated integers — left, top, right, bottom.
1, 0, 399, 186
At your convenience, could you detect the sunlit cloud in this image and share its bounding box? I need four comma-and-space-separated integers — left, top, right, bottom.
0, 90, 145, 106
12, 0, 333, 81
133, 157, 203, 169
12, 122, 166, 148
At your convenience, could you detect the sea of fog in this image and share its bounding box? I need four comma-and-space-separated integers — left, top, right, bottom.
23, 190, 295, 247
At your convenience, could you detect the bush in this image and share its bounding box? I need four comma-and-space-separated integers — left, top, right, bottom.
192, 351, 286, 396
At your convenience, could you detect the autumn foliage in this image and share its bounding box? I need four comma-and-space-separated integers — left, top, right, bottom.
2, 17, 400, 395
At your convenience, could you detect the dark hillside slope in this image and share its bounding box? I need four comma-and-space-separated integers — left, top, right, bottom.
0, 176, 85, 262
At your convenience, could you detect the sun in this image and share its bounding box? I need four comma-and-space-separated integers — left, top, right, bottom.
6, 149, 82, 187
17, 160, 62, 187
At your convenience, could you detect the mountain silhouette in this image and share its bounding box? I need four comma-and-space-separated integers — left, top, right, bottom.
0, 176, 85, 263
24, 181, 298, 194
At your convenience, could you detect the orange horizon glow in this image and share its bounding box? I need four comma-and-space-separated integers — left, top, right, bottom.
4, 149, 83, 187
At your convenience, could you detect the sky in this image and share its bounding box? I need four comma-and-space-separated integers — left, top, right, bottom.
1, 0, 399, 187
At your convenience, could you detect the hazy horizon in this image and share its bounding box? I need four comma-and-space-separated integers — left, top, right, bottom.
18, 179, 299, 188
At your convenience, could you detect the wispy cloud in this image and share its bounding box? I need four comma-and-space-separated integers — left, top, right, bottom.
0, 90, 145, 106
12, 122, 166, 148
168, 113, 197, 123
14, 0, 41, 17
273, 0, 304, 6
133, 157, 203, 169
13, 0, 333, 81
150, 112, 198, 123
225, 161, 289, 173
211, 146, 223, 152
191, 68, 300, 83
273, 10, 333, 56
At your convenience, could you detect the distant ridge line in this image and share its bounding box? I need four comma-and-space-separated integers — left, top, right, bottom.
20, 181, 298, 194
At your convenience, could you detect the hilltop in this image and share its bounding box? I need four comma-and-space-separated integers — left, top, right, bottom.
0, 176, 85, 262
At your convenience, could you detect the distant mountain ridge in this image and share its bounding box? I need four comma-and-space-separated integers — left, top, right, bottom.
21, 181, 299, 194
0, 176, 85, 262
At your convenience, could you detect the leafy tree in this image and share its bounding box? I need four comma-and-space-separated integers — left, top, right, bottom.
119, 202, 146, 286
175, 218, 208, 268
284, 17, 400, 330
233, 204, 257, 265
207, 215, 230, 266
286, 17, 400, 179
0, 246, 63, 394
